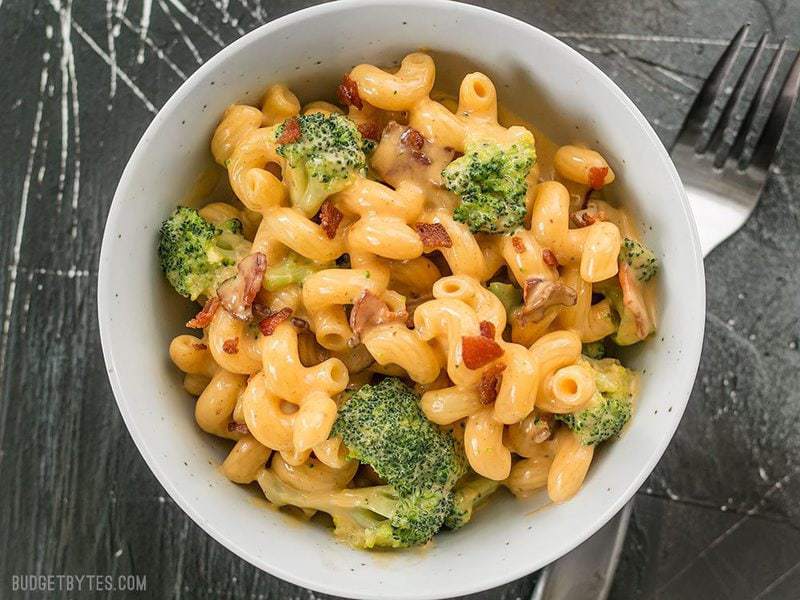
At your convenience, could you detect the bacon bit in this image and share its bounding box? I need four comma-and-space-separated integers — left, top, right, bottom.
479, 320, 496, 339
619, 262, 655, 339
479, 362, 506, 404
357, 121, 382, 142
258, 307, 293, 336
532, 414, 554, 443
400, 127, 425, 151
411, 150, 432, 165
349, 290, 408, 339
588, 166, 609, 190
542, 249, 559, 268
192, 343, 208, 351
186, 296, 221, 328
276, 117, 301, 145
251, 301, 271, 322
336, 74, 363, 110
414, 222, 453, 248
291, 317, 309, 331
318, 199, 343, 239
511, 236, 525, 253
217, 253, 267, 321
461, 335, 504, 370
223, 337, 239, 354
521, 278, 577, 322
227, 421, 249, 435
571, 205, 605, 227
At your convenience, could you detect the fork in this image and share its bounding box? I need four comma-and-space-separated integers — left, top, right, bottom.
532, 25, 800, 600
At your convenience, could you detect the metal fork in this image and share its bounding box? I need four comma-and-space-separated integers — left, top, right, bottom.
532, 26, 800, 600
672, 24, 800, 256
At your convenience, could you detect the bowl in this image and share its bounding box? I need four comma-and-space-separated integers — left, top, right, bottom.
97, 1, 705, 598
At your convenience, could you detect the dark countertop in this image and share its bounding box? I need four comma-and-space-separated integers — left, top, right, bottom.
1, 1, 798, 598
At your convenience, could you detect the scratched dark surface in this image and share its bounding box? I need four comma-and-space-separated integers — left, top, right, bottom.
1, 0, 799, 599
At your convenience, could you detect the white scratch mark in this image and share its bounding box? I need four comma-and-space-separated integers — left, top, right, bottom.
119, 14, 187, 80
237, 0, 264, 23
46, 24, 54, 38
165, 0, 226, 47
554, 31, 794, 50
137, 0, 153, 64
0, 65, 49, 409
157, 0, 203, 64
114, 548, 123, 558
9, 266, 92, 278
652, 64, 700, 92
210, 0, 246, 35
105, 0, 118, 100
68, 18, 158, 114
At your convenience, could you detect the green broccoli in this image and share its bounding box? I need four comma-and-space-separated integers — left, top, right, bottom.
488, 281, 523, 320
258, 469, 452, 549
556, 357, 637, 445
263, 251, 333, 292
442, 135, 536, 234
444, 475, 501, 530
275, 112, 367, 217
158, 207, 251, 300
619, 238, 658, 282
582, 341, 607, 360
329, 377, 467, 547
333, 378, 467, 496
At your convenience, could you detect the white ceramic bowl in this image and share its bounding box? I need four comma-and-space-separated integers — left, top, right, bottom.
98, 1, 705, 598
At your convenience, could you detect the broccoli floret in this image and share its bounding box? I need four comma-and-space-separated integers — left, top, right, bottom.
158, 207, 251, 300
444, 475, 500, 530
275, 112, 367, 217
442, 135, 536, 234
263, 251, 333, 291
556, 357, 637, 445
594, 279, 644, 346
258, 470, 452, 549
488, 281, 523, 320
333, 378, 467, 496
582, 341, 606, 360
620, 238, 658, 282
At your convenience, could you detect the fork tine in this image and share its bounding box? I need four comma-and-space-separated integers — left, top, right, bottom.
747, 48, 800, 171
730, 38, 787, 163
705, 33, 768, 163
672, 24, 749, 149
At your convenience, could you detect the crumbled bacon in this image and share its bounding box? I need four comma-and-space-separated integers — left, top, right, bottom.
186, 296, 220, 329
227, 421, 249, 435
588, 166, 609, 190
357, 121, 382, 142
276, 117, 301, 145
619, 262, 655, 339
461, 335, 504, 370
223, 337, 239, 354
511, 236, 525, 253
291, 317, 309, 331
318, 199, 343, 239
479, 362, 507, 404
521, 278, 577, 322
349, 290, 408, 340
414, 222, 453, 248
336, 74, 363, 110
192, 343, 208, 351
400, 128, 425, 151
571, 204, 605, 227
542, 249, 559, 267
479, 320, 496, 339
258, 307, 293, 336
217, 253, 267, 321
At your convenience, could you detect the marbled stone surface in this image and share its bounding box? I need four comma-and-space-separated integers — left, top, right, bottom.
1, 1, 798, 598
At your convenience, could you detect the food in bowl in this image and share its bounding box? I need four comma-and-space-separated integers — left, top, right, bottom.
160, 52, 659, 550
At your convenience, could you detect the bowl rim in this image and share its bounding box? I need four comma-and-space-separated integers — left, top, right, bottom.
97, 0, 706, 597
